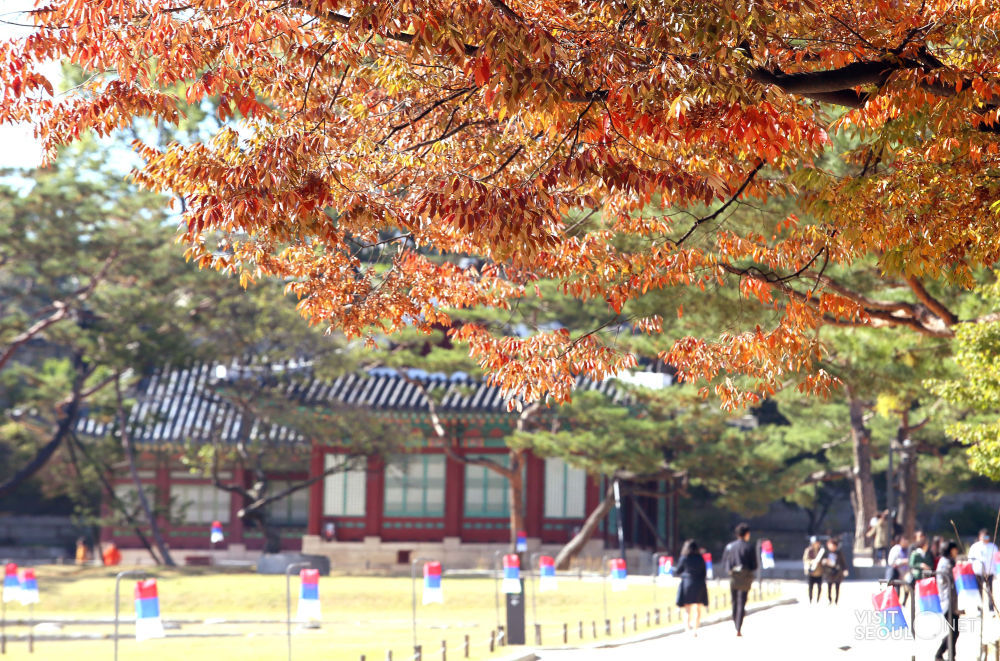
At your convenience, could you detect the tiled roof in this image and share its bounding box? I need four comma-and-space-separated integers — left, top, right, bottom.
75, 361, 622, 446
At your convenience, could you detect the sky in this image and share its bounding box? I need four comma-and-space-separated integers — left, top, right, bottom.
0, 2, 59, 169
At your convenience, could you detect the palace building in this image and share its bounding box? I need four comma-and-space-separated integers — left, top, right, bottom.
80, 361, 677, 567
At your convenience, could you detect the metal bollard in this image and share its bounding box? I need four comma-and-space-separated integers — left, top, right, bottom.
632, 613, 637, 631
579, 620, 583, 639
605, 618, 611, 636
620, 616, 626, 634
414, 645, 422, 661
463, 634, 469, 659
534, 624, 542, 646
591, 621, 597, 638
441, 639, 446, 661
563, 622, 568, 644
489, 631, 495, 653
655, 608, 661, 625
645, 611, 650, 627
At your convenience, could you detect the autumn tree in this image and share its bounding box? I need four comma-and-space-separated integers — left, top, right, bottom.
5, 2, 1000, 406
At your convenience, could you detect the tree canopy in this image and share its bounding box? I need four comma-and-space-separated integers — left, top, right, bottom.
4, 1, 1000, 407
930, 277, 1000, 479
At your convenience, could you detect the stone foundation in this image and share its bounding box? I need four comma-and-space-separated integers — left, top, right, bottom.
116, 543, 259, 567
301, 535, 611, 571
114, 537, 632, 571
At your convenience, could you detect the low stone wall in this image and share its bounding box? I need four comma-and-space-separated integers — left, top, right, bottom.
300, 535, 608, 572
116, 543, 260, 567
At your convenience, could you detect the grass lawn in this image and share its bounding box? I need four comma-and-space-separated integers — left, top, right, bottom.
0, 565, 781, 660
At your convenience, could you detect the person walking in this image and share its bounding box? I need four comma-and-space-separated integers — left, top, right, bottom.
866, 510, 892, 566
821, 537, 848, 605
886, 534, 910, 605
75, 537, 91, 565
928, 535, 945, 571
674, 539, 709, 636
102, 541, 122, 566
721, 522, 758, 636
935, 541, 963, 661
968, 528, 998, 612
802, 536, 825, 604
909, 533, 933, 606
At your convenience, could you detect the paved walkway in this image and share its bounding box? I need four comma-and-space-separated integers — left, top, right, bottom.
534, 581, 998, 661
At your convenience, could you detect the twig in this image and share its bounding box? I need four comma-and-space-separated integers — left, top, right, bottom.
672, 163, 764, 247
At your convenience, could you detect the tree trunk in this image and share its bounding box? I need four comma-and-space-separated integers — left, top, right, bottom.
0, 359, 86, 498
65, 427, 161, 564
253, 513, 282, 554
554, 486, 614, 570
896, 412, 919, 539
117, 380, 176, 566
848, 390, 878, 557
507, 449, 526, 550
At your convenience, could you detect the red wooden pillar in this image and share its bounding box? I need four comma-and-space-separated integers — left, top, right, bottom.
365, 456, 384, 536
524, 453, 544, 538
444, 451, 464, 537
307, 444, 324, 536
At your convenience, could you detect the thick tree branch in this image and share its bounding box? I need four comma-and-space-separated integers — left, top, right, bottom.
802, 466, 852, 485
0, 250, 117, 373
553, 484, 613, 570
905, 276, 959, 326
723, 263, 955, 337
749, 60, 898, 96
0, 359, 85, 498
0, 304, 70, 373
243, 456, 368, 512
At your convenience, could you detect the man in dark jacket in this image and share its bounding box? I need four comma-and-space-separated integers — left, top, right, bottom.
721, 522, 758, 636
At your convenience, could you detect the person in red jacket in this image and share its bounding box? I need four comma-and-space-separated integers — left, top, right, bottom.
102, 541, 122, 566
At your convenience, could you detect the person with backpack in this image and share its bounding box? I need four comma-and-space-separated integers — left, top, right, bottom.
721, 522, 758, 636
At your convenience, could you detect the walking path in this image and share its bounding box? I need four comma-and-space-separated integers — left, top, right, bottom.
534, 581, 999, 661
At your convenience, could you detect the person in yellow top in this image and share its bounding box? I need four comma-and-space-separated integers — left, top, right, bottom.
75, 537, 91, 565
802, 536, 825, 603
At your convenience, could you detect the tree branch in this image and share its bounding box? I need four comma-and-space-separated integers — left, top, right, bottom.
905, 276, 959, 326
673, 162, 763, 246
242, 456, 368, 512
0, 355, 86, 498
801, 466, 852, 485
0, 249, 117, 373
